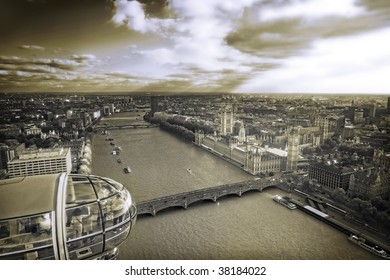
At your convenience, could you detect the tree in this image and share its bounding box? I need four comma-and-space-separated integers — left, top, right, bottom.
331, 188, 346, 203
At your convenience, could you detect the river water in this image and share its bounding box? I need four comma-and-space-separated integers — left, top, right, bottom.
90, 113, 376, 260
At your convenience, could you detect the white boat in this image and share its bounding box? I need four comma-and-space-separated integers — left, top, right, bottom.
348, 234, 390, 259
124, 166, 131, 173
273, 195, 297, 210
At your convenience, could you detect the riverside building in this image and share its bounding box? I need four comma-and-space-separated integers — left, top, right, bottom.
7, 147, 72, 178
309, 160, 354, 190
194, 130, 286, 175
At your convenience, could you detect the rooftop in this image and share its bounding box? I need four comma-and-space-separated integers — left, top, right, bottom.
0, 173, 62, 219
266, 147, 287, 157
17, 147, 70, 160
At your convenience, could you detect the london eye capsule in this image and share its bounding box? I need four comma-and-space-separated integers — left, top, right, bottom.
0, 172, 137, 260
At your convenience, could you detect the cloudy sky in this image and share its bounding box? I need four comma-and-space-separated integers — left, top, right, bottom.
0, 0, 389, 94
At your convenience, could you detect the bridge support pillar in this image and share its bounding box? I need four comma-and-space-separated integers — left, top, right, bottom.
152, 207, 156, 217
183, 201, 188, 209
212, 196, 217, 202
238, 191, 242, 197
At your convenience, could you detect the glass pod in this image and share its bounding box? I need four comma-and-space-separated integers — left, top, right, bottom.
0, 172, 136, 260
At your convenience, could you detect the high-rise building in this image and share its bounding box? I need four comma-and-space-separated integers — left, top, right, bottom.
150, 96, 159, 116
286, 127, 300, 172
342, 125, 355, 140
368, 103, 376, 118
44, 112, 53, 121
66, 110, 73, 119
103, 106, 110, 115
354, 109, 364, 124
387, 96, 390, 111
7, 147, 72, 178
0, 143, 25, 171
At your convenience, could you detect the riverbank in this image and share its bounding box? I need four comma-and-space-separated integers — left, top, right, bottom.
90, 112, 380, 259
286, 192, 390, 255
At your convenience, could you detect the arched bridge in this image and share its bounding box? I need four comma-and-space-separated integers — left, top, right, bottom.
137, 179, 281, 217
95, 124, 158, 131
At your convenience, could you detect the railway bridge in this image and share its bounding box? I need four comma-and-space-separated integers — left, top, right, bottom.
136, 179, 281, 216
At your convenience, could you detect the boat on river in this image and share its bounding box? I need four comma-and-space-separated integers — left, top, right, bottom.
273, 195, 297, 210
348, 234, 390, 259
124, 166, 131, 173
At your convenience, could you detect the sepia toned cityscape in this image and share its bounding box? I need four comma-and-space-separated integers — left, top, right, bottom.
1, 0, 390, 262
1, 93, 390, 260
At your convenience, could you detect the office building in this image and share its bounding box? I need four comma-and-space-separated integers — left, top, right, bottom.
309, 160, 354, 190
387, 96, 390, 111
7, 147, 72, 178
150, 96, 159, 116
0, 143, 25, 171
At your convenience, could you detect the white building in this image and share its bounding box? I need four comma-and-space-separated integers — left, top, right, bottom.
195, 131, 286, 175
25, 125, 42, 136
7, 147, 72, 178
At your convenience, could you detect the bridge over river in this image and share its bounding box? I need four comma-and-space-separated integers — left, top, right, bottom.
95, 124, 158, 131
136, 179, 281, 216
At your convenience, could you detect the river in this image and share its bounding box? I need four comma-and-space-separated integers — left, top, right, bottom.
90, 112, 377, 260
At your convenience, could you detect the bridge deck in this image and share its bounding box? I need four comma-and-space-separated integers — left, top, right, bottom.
136, 179, 281, 216
95, 124, 158, 130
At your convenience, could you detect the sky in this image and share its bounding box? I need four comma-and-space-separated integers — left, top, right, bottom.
0, 0, 389, 94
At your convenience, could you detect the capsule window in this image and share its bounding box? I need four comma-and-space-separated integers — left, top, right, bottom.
100, 194, 129, 231
67, 176, 96, 204
0, 213, 53, 259
89, 178, 118, 199
1, 174, 136, 260
105, 227, 130, 251
65, 203, 103, 241
67, 234, 104, 260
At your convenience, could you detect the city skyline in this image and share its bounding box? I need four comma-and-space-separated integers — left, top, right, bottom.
1, 91, 390, 261
1, 0, 390, 94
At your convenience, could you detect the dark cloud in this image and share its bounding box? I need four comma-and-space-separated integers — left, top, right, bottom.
0, 54, 98, 72
71, 54, 96, 63
0, 63, 52, 73
167, 73, 192, 79
18, 45, 45, 51
225, 19, 309, 58
1, 0, 390, 93
136, 79, 196, 93
0, 52, 104, 92
212, 74, 252, 93
155, 68, 256, 93
226, 2, 390, 60
104, 72, 138, 80
137, 0, 171, 18
0, 0, 112, 45
357, 0, 390, 11
0, 70, 60, 92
